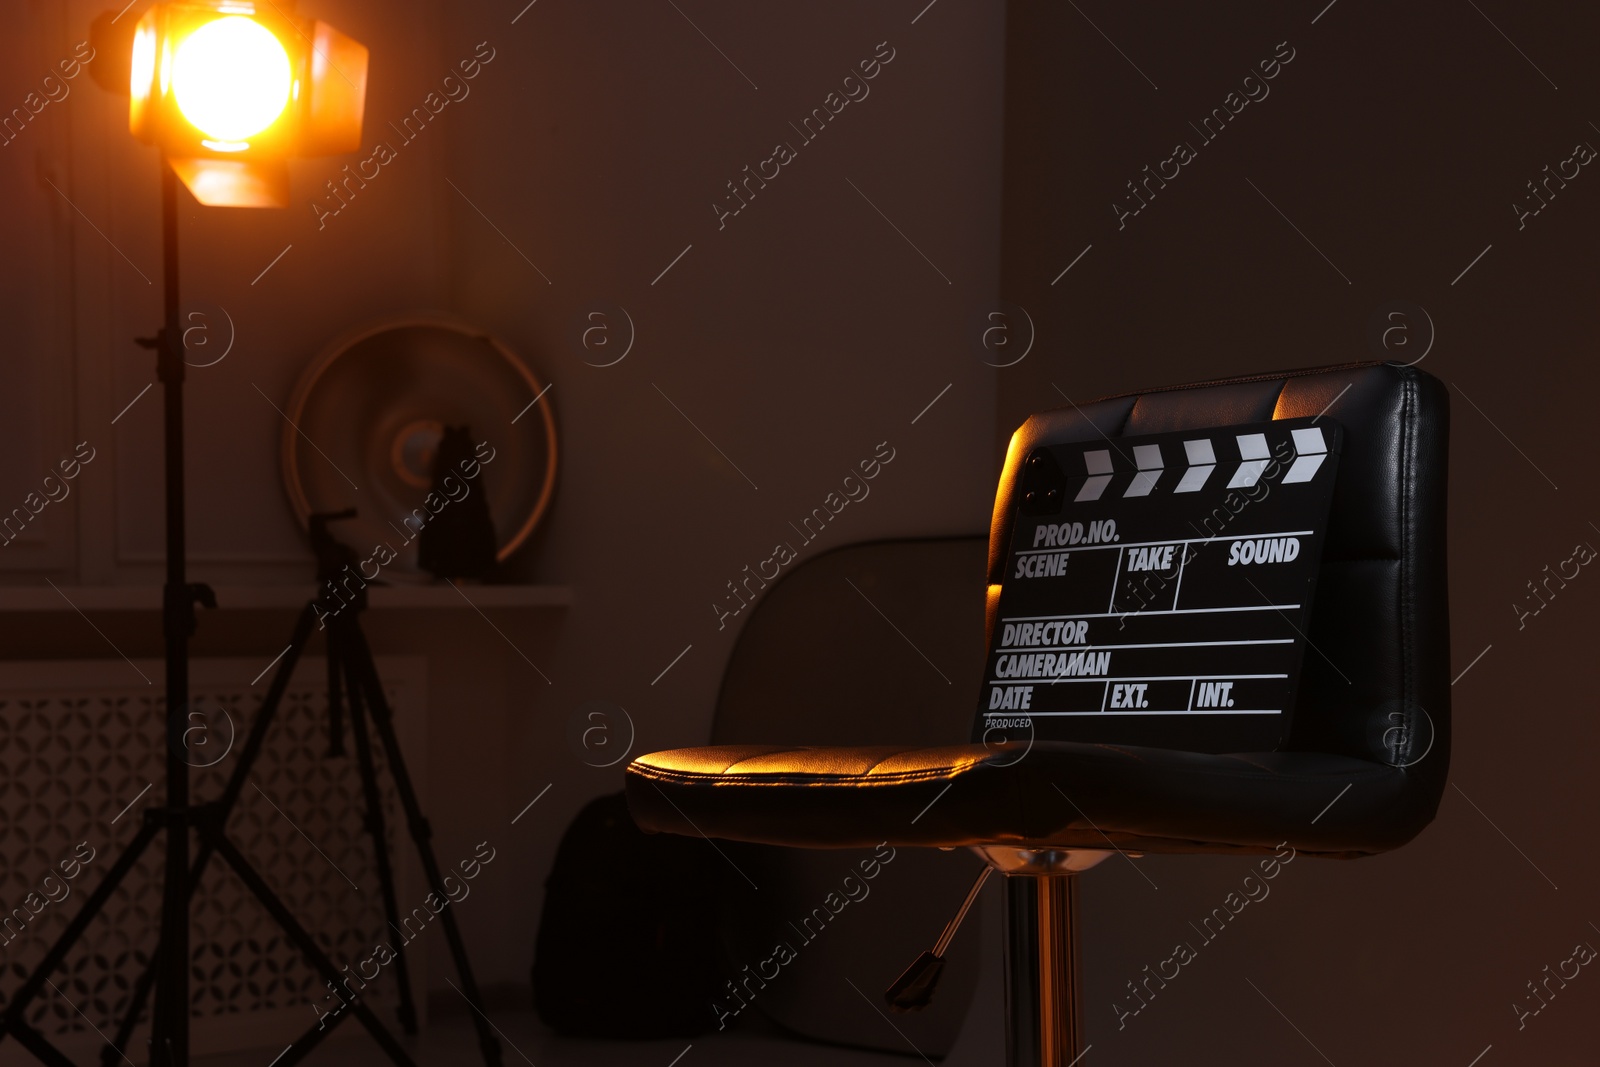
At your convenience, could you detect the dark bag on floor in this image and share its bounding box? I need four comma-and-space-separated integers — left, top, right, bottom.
532, 790, 731, 1038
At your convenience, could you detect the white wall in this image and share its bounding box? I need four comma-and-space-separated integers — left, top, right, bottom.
438, 0, 1007, 993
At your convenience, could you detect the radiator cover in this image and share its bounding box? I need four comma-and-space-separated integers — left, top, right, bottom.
0, 655, 428, 1062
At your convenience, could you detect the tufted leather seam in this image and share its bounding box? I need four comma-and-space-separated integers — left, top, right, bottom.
1115, 397, 1137, 437
1398, 368, 1419, 771
630, 750, 994, 782
633, 765, 980, 787
1057, 765, 1398, 786
1221, 754, 1291, 772
1020, 829, 1389, 857
1271, 378, 1292, 420
724, 747, 820, 773
722, 747, 989, 777
635, 759, 1394, 789
1076, 745, 1359, 779
1082, 743, 1386, 779
1217, 755, 1388, 781
1087, 361, 1389, 406
858, 750, 908, 776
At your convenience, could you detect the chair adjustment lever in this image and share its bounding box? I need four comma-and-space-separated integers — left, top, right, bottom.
884, 866, 992, 1013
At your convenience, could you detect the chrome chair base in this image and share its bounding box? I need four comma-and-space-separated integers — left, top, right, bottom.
977, 848, 1134, 1066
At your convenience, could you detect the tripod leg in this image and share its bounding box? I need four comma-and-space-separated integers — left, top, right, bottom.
106, 934, 156, 1061
265, 1001, 351, 1067
209, 601, 320, 819
327, 639, 346, 758
105, 602, 321, 1061
346, 627, 503, 1067
6, 1019, 80, 1067
199, 818, 419, 1067
0, 816, 160, 1053
343, 652, 420, 1035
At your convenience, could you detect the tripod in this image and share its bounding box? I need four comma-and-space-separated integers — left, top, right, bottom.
1, 509, 504, 1067
0, 163, 501, 1067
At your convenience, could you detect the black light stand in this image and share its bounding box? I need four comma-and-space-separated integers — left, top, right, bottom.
151, 152, 198, 1067
0, 157, 207, 1067
0, 161, 502, 1067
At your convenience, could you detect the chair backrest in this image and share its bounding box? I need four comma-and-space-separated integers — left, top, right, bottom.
709, 537, 989, 1058
981, 362, 1451, 817
713, 537, 989, 748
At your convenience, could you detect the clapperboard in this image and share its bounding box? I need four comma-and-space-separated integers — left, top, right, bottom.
977, 417, 1343, 753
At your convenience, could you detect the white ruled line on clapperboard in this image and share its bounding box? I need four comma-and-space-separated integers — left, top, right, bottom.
995, 674, 1289, 717
986, 638, 1294, 652
1011, 531, 1316, 555
1000, 602, 1301, 622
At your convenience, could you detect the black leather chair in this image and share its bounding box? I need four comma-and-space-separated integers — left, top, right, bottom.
626, 362, 1450, 1065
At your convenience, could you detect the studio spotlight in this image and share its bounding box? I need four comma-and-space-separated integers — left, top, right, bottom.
124, 1, 367, 206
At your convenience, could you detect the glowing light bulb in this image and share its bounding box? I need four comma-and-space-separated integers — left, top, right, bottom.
171, 16, 292, 143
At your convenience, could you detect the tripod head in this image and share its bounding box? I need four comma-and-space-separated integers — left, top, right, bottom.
310, 507, 389, 615
306, 509, 366, 759
309, 509, 361, 589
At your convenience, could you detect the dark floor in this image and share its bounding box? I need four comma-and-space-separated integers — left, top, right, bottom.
192, 1011, 914, 1067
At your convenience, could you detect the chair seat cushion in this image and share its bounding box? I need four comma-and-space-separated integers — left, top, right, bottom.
625, 742, 1419, 858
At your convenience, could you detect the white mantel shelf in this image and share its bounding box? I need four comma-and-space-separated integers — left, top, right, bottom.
0, 584, 574, 612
